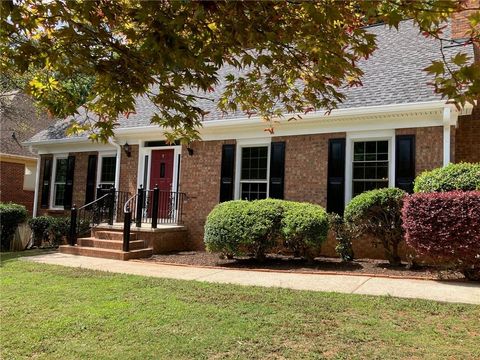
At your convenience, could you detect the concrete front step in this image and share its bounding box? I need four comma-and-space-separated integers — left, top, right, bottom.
59, 245, 153, 260
77, 237, 146, 251
94, 230, 137, 241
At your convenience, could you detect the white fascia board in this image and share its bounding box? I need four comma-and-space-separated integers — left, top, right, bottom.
36, 142, 116, 155
114, 101, 450, 138
27, 100, 470, 148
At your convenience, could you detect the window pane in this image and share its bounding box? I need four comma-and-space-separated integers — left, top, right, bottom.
365, 141, 376, 154
352, 140, 389, 197
241, 146, 268, 180
101, 157, 116, 183
354, 142, 364, 155
54, 184, 65, 206
377, 141, 388, 153
241, 183, 267, 200
55, 159, 68, 182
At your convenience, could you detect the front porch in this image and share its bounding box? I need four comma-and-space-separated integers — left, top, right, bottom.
59, 186, 188, 260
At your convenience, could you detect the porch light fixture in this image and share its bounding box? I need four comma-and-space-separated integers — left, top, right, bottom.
187, 146, 194, 156
123, 142, 132, 157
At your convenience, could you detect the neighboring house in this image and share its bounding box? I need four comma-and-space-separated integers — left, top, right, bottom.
0, 92, 52, 214
25, 19, 480, 258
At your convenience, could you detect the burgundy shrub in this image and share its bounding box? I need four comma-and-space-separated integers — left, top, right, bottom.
402, 191, 480, 271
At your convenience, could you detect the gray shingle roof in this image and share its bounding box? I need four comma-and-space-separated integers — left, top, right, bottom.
1, 92, 54, 155
28, 20, 473, 143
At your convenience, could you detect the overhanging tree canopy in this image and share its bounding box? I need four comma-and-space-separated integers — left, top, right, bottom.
1, 0, 479, 143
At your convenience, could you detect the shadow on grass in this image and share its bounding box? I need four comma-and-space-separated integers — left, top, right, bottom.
0, 249, 57, 266
219, 256, 364, 272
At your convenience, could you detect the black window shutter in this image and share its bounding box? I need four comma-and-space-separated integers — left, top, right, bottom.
85, 154, 98, 204
219, 144, 235, 202
269, 142, 286, 199
395, 135, 415, 193
40, 157, 52, 209
327, 138, 346, 214
63, 155, 76, 209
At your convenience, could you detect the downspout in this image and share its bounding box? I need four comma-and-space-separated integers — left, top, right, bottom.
32, 154, 41, 217
108, 138, 122, 191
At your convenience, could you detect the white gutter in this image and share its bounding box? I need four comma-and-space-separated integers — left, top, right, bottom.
32, 155, 41, 217
24, 100, 475, 144
115, 100, 454, 135
108, 138, 122, 191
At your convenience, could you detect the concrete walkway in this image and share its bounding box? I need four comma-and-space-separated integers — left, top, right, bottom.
23, 253, 480, 305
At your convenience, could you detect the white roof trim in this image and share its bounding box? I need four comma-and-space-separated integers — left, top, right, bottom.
25, 100, 474, 148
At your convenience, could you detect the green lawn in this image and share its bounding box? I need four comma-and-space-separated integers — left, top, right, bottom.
1, 251, 479, 360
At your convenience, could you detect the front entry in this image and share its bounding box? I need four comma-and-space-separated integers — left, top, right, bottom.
150, 149, 175, 218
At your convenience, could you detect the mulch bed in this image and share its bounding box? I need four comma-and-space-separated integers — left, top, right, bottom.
142, 251, 465, 280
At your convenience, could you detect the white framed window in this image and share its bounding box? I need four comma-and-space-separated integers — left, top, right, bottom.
50, 154, 68, 209
345, 131, 395, 203
235, 139, 271, 200
352, 140, 389, 197
97, 153, 117, 189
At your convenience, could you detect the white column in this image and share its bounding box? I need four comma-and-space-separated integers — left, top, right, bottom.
108, 137, 122, 190
443, 107, 451, 166
32, 155, 41, 217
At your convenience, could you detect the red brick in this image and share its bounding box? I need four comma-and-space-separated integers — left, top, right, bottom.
0, 161, 35, 214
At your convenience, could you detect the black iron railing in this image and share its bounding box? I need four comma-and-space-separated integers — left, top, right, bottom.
122, 185, 186, 251
123, 185, 186, 227
68, 187, 130, 246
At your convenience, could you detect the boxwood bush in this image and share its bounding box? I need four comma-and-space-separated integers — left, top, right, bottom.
344, 188, 406, 265
50, 217, 71, 246
204, 199, 329, 260
414, 162, 480, 193
28, 216, 55, 246
402, 191, 480, 280
205, 200, 250, 257
29, 216, 89, 247
282, 201, 328, 260
0, 203, 28, 251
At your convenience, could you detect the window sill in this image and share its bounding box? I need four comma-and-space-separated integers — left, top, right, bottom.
46, 209, 67, 214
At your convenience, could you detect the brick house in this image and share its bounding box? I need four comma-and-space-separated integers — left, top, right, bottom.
0, 92, 52, 214
25, 20, 480, 259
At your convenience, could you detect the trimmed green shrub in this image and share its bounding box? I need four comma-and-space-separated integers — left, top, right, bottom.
282, 201, 328, 260
243, 199, 284, 260
414, 162, 480, 193
50, 217, 70, 246
328, 213, 354, 262
204, 199, 284, 260
28, 216, 55, 246
204, 200, 251, 257
344, 188, 406, 265
0, 203, 28, 251
204, 199, 329, 261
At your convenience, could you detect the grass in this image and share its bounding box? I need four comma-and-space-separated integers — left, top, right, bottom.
1, 250, 479, 360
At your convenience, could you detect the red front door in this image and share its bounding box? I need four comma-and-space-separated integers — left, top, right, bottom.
150, 149, 174, 218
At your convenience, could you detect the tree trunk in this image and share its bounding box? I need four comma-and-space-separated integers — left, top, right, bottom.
386, 241, 401, 266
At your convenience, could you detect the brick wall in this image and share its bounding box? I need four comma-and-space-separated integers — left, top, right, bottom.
456, 108, 480, 163
0, 161, 35, 214
452, 0, 479, 40
273, 132, 346, 207
179, 128, 446, 258
395, 126, 444, 174
119, 145, 138, 196
179, 140, 235, 249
